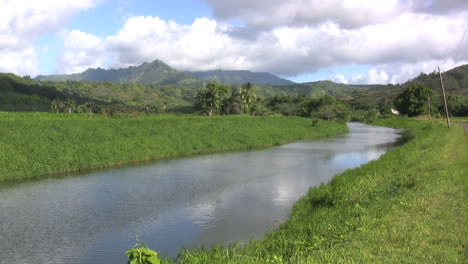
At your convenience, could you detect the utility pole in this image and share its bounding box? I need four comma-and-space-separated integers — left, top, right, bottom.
438, 66, 450, 128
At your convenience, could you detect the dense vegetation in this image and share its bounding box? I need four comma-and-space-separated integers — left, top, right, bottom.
193, 81, 353, 122
394, 83, 435, 117
0, 72, 196, 112
134, 118, 466, 264
407, 64, 468, 97
0, 113, 346, 181
0, 73, 92, 112
1, 64, 466, 118
348, 64, 468, 116
257, 80, 366, 98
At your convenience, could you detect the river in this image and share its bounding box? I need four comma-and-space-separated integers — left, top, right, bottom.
0, 123, 404, 263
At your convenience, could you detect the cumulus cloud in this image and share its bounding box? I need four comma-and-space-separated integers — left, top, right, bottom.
0, 47, 38, 76
0, 0, 98, 75
205, 0, 406, 29
55, 11, 467, 84
333, 74, 348, 84
106, 16, 242, 70
204, 0, 468, 29
57, 30, 106, 73
2, 0, 467, 84
412, 0, 468, 14
340, 58, 468, 85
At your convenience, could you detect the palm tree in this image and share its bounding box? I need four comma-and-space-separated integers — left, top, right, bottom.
240, 82, 256, 114
85, 101, 95, 113
64, 99, 76, 114
50, 99, 61, 113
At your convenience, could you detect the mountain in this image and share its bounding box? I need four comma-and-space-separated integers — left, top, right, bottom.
35, 60, 200, 85
35, 60, 294, 86
186, 70, 294, 85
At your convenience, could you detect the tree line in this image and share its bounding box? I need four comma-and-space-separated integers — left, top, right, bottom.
194, 81, 354, 122
194, 80, 468, 121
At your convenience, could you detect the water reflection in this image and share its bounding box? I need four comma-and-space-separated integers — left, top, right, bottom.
0, 123, 403, 263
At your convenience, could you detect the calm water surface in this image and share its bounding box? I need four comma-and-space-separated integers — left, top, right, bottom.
0, 123, 404, 263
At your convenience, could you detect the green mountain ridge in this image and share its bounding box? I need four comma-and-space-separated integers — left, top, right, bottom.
35, 60, 200, 85
35, 59, 295, 86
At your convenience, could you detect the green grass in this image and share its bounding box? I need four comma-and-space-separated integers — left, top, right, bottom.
154, 117, 467, 263
449, 116, 468, 123
0, 112, 346, 181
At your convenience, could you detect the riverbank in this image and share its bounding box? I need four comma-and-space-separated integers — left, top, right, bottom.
0, 113, 347, 181
156, 117, 466, 263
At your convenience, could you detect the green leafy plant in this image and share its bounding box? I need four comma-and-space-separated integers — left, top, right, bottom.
125, 236, 161, 264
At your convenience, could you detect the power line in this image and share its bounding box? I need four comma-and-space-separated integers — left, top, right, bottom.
453, 18, 468, 62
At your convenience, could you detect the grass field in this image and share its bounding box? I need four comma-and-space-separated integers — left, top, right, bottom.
449, 116, 468, 123
146, 117, 467, 264
0, 112, 346, 181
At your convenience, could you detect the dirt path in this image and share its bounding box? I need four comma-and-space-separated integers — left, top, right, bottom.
463, 123, 468, 136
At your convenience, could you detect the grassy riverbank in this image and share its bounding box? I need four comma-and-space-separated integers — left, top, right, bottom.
153, 118, 466, 263
0, 113, 346, 181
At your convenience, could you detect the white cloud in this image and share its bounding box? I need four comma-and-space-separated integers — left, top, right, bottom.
333, 74, 348, 84
2, 0, 467, 85
345, 58, 468, 84
58, 30, 105, 73
412, 0, 468, 14
348, 68, 394, 84
204, 0, 468, 29
55, 11, 467, 84
0, 0, 98, 75
0, 47, 38, 76
205, 0, 407, 29
104, 16, 257, 71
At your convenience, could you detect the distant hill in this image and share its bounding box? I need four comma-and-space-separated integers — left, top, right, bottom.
187, 70, 294, 85
35, 60, 200, 85
405, 64, 468, 96
347, 64, 468, 111
0, 73, 99, 112
255, 80, 367, 98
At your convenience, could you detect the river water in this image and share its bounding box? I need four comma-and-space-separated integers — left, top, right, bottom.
0, 123, 404, 263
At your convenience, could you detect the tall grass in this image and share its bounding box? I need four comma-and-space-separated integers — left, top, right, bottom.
0, 113, 346, 181
153, 117, 467, 263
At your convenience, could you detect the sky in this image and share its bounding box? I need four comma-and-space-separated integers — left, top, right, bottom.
1, 0, 467, 84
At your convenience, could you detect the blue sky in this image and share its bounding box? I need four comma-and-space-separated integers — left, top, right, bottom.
66, 0, 212, 35
1, 0, 467, 84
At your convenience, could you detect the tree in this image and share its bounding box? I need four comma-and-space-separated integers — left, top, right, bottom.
313, 105, 336, 120
240, 82, 257, 114
50, 99, 62, 113
86, 101, 97, 113
63, 99, 76, 114
447, 95, 468, 116
394, 83, 434, 117
312, 103, 351, 122
194, 81, 231, 116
